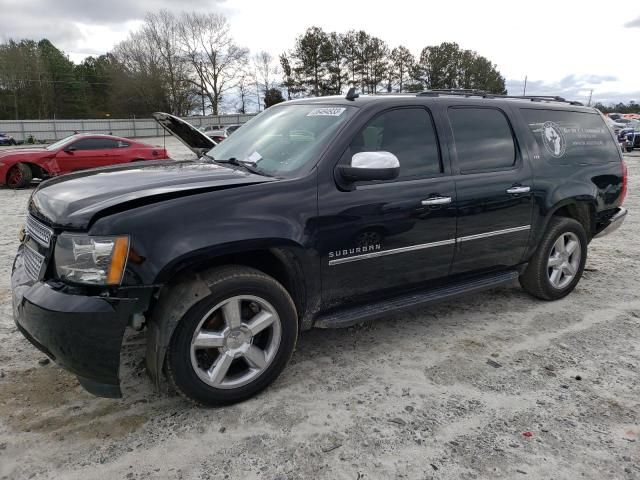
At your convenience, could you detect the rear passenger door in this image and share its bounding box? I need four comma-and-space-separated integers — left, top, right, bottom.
446, 105, 533, 274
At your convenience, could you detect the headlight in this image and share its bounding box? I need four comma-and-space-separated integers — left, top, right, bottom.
54, 233, 130, 285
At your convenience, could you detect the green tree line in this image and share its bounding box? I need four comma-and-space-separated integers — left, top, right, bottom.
0, 14, 510, 120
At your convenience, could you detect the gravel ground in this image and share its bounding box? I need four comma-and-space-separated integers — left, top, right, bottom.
0, 142, 638, 480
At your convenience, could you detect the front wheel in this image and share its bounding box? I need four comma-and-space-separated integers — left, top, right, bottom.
166, 266, 298, 406
520, 217, 587, 300
6, 163, 32, 189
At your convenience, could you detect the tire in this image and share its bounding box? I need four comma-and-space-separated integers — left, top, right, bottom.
626, 147, 633, 153
519, 217, 587, 301
166, 266, 298, 406
6, 163, 33, 189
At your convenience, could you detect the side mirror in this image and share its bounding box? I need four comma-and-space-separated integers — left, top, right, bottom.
64, 146, 76, 153
338, 151, 400, 183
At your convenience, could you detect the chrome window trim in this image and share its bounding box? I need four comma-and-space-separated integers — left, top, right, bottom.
328, 225, 531, 266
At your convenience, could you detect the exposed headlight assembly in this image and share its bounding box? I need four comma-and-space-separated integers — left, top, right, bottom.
54, 233, 130, 285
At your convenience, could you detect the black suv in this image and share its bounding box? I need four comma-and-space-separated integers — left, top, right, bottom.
12, 91, 628, 406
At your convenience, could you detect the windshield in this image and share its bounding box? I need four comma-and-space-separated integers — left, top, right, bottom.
46, 135, 77, 151
207, 104, 356, 176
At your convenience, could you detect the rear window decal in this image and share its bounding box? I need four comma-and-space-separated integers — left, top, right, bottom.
542, 121, 567, 158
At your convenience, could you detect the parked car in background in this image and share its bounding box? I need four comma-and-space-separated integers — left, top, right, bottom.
0, 132, 17, 146
605, 116, 628, 134
621, 122, 640, 152
0, 133, 169, 188
201, 124, 242, 143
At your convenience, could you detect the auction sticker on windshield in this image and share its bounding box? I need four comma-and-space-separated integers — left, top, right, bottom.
306, 107, 346, 117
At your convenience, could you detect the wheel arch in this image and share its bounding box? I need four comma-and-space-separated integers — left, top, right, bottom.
526, 197, 596, 260
144, 244, 318, 390
4, 161, 49, 183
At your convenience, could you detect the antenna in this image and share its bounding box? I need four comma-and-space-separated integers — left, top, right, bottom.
345, 87, 359, 101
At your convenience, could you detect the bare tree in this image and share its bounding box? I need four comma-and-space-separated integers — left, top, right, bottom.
178, 12, 249, 115
143, 10, 193, 115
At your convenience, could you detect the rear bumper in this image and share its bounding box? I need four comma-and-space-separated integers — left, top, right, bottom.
594, 207, 627, 239
11, 249, 143, 398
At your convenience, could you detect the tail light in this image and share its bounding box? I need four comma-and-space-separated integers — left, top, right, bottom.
212, 136, 225, 143
619, 160, 628, 206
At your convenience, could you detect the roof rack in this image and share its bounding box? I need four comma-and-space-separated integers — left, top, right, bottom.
416, 89, 584, 106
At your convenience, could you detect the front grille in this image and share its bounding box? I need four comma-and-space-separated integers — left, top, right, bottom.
23, 245, 45, 281
25, 215, 54, 248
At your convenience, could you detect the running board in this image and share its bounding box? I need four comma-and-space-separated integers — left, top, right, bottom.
314, 270, 520, 329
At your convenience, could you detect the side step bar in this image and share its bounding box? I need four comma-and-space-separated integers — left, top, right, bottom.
314, 270, 520, 329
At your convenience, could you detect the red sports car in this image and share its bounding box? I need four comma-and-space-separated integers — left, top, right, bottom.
0, 134, 169, 188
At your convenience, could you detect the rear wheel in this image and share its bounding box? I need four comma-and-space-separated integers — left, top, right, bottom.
6, 163, 32, 189
520, 217, 587, 300
166, 266, 298, 406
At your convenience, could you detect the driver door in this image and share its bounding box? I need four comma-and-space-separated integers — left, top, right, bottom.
317, 107, 457, 307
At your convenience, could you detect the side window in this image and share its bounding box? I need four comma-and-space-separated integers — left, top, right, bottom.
448, 108, 516, 173
348, 108, 442, 180
520, 108, 620, 164
72, 138, 119, 150
117, 140, 130, 148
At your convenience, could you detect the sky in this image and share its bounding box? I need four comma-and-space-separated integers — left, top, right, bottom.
1, 0, 639, 105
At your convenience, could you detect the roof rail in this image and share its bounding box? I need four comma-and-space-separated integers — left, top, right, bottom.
415, 89, 584, 106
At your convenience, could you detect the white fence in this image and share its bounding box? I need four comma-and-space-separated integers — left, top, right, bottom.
0, 114, 256, 142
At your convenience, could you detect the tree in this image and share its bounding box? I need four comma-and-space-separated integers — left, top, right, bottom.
143, 10, 194, 115
326, 32, 345, 94
413, 42, 506, 94
291, 27, 332, 96
178, 11, 249, 115
264, 88, 285, 108
389, 46, 415, 92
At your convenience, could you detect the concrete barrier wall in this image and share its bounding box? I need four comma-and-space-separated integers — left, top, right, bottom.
0, 114, 257, 142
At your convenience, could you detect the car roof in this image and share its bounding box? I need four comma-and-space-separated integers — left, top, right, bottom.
287, 93, 596, 113
70, 133, 139, 143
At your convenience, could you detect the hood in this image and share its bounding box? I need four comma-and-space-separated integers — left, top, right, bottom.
152, 112, 217, 156
29, 160, 275, 228
0, 147, 49, 159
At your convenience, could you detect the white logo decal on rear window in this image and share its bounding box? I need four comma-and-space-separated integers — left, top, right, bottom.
541, 121, 567, 158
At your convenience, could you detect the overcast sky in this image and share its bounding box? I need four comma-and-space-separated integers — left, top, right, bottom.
1, 0, 638, 105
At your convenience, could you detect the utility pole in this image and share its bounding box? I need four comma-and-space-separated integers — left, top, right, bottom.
200, 61, 206, 116
523, 75, 528, 96
587, 89, 593, 107
255, 68, 261, 112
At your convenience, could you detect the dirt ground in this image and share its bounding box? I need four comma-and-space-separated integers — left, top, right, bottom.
0, 141, 638, 480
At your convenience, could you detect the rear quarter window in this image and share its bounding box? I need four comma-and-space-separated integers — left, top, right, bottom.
520, 109, 620, 164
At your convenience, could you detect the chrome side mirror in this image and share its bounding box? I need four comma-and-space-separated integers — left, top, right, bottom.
338, 151, 400, 182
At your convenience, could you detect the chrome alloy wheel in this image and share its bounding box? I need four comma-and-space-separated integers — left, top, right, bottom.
189, 295, 282, 389
547, 232, 581, 289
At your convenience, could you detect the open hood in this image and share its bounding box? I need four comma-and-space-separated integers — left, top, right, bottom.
152, 112, 217, 156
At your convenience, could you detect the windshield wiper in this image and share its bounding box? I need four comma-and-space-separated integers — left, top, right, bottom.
212, 157, 269, 176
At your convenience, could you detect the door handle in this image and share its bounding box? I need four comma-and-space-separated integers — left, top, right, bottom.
506, 186, 531, 194
421, 196, 452, 206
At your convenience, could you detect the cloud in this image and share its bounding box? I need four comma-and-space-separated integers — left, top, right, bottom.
506, 77, 638, 105
0, 12, 85, 50
0, 0, 229, 50
624, 16, 640, 28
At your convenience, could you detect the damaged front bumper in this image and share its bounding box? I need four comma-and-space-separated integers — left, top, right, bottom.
11, 248, 150, 398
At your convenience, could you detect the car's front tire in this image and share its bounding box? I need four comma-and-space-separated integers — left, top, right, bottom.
520, 217, 587, 300
166, 266, 298, 406
6, 163, 32, 189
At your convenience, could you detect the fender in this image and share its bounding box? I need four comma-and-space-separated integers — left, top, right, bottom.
526, 179, 600, 259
